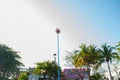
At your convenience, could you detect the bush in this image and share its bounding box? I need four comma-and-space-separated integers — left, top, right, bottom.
90, 73, 102, 80
18, 72, 29, 80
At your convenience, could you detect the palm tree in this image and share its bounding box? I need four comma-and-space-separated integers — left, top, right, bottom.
34, 60, 60, 80
65, 44, 89, 80
76, 44, 102, 79
88, 44, 102, 74
65, 43, 104, 80
78, 44, 101, 79
99, 43, 118, 80
65, 50, 82, 68
78, 43, 90, 69
116, 42, 120, 54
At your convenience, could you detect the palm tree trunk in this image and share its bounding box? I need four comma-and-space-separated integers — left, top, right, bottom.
92, 65, 96, 75
107, 61, 113, 80
43, 73, 46, 80
87, 64, 90, 80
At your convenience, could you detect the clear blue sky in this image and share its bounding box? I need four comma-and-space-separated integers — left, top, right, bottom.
0, 0, 120, 69
53, 0, 120, 46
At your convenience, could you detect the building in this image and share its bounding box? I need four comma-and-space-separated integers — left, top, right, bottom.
63, 69, 89, 80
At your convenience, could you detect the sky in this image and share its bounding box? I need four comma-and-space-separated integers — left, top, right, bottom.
0, 0, 120, 69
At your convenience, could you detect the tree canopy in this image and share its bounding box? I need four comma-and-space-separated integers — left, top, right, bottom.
99, 43, 120, 80
0, 44, 24, 79
33, 60, 62, 80
18, 72, 29, 80
116, 42, 120, 52
65, 43, 120, 80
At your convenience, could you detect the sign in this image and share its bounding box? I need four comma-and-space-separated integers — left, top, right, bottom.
63, 69, 88, 79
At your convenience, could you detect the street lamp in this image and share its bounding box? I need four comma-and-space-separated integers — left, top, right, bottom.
55, 28, 60, 80
53, 53, 56, 80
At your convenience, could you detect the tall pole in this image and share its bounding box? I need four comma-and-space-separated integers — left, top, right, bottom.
53, 53, 56, 80
55, 28, 60, 80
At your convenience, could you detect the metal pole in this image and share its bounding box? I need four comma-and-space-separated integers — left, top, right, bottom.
53, 53, 56, 80
55, 28, 60, 80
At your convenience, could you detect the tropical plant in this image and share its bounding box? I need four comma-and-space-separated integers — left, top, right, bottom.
18, 72, 29, 80
116, 42, 120, 52
0, 44, 24, 79
90, 72, 102, 80
88, 44, 102, 74
65, 43, 120, 80
33, 60, 61, 80
99, 43, 119, 80
65, 44, 101, 80
65, 51, 81, 68
77, 44, 101, 79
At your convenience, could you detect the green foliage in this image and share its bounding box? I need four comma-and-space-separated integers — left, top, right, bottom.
65, 51, 80, 68
99, 43, 116, 62
0, 44, 24, 79
116, 42, 120, 52
65, 44, 101, 79
33, 60, 61, 79
99, 43, 118, 80
66, 44, 101, 69
65, 43, 120, 80
18, 72, 28, 80
90, 73, 102, 80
